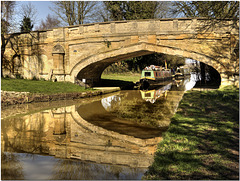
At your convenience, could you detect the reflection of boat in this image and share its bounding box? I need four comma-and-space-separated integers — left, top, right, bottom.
140, 65, 172, 89
174, 66, 190, 79
140, 83, 172, 103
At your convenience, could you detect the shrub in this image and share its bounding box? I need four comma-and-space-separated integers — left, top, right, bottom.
15, 74, 23, 79
32, 76, 38, 81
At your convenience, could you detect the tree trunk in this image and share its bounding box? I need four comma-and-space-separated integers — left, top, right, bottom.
1, 34, 6, 77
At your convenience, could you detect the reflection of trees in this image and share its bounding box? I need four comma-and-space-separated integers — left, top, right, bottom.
1, 152, 24, 180
50, 159, 143, 180
1, 114, 46, 154
51, 160, 110, 180
112, 97, 170, 127
100, 83, 188, 128
111, 88, 185, 128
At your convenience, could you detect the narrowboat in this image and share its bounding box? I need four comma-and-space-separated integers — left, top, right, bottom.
140, 65, 172, 89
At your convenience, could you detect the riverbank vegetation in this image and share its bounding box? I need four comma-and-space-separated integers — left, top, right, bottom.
143, 86, 239, 180
1, 78, 92, 94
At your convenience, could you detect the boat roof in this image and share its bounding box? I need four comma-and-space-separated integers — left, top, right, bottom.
143, 65, 163, 71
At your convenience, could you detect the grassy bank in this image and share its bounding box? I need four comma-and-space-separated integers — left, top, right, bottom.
101, 72, 141, 83
143, 86, 239, 180
1, 78, 92, 94
1, 73, 141, 94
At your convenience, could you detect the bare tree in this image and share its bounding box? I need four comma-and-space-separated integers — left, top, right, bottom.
1, 1, 16, 33
50, 1, 97, 26
1, 1, 16, 77
172, 1, 239, 19
154, 1, 176, 18
35, 14, 62, 30
76, 1, 97, 24
19, 2, 38, 28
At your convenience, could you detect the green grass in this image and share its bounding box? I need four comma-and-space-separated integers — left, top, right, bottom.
101, 72, 141, 83
1, 78, 92, 94
1, 73, 140, 93
143, 86, 239, 180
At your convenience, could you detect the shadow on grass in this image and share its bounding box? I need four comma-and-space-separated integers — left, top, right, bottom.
143, 87, 239, 180
97, 79, 135, 90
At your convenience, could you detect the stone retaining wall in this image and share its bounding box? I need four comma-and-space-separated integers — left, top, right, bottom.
1, 88, 120, 107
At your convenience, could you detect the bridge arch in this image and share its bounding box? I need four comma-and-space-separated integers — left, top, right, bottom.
70, 42, 222, 85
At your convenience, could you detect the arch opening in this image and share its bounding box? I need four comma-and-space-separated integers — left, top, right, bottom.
195, 62, 221, 88
76, 50, 153, 86
71, 43, 223, 87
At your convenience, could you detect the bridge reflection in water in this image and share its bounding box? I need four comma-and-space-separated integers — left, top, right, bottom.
1, 77, 195, 180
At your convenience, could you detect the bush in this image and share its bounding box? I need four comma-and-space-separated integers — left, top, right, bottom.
40, 78, 46, 81
4, 75, 10, 79
32, 76, 38, 81
15, 74, 23, 79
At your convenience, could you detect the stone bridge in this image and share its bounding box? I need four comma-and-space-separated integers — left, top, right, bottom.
3, 17, 239, 87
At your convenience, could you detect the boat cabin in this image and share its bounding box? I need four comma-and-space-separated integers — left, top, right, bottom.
140, 65, 172, 81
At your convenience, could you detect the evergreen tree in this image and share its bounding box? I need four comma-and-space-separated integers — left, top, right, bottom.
126, 1, 158, 20
20, 16, 33, 32
103, 1, 126, 21
20, 2, 38, 29
103, 1, 164, 21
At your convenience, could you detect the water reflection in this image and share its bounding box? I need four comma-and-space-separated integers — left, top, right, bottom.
77, 92, 165, 138
182, 73, 198, 91
140, 83, 172, 104
51, 159, 144, 180
1, 102, 158, 179
1, 76, 196, 180
1, 152, 24, 180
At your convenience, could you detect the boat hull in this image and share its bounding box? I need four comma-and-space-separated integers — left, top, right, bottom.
140, 77, 172, 89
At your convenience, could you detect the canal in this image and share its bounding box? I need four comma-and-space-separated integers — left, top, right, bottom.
1, 75, 197, 180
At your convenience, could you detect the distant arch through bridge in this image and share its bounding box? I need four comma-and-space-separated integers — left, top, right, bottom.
3, 17, 239, 87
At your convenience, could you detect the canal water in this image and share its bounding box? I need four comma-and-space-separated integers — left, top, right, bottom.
1, 75, 197, 180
